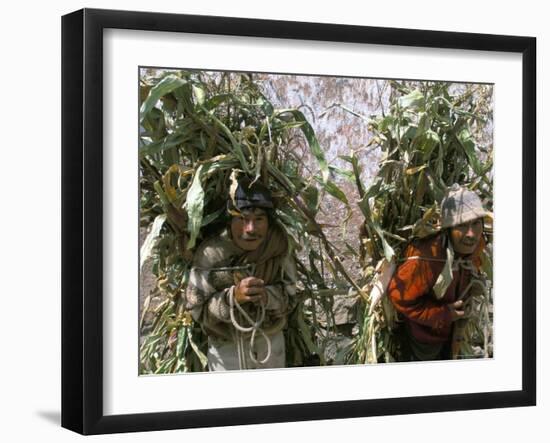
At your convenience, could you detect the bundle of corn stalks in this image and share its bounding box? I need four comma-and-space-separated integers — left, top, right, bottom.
343, 81, 494, 363
138, 69, 364, 373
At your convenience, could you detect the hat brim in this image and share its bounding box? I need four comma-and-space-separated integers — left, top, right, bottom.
441, 210, 493, 229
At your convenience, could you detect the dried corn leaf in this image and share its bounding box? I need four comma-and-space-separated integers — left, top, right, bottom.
140, 214, 166, 270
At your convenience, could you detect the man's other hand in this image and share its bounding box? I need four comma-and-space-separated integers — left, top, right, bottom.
447, 300, 465, 322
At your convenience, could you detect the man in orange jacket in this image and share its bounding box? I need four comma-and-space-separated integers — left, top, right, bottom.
387, 184, 491, 361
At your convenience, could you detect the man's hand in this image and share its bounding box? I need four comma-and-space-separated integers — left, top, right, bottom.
234, 277, 267, 305
447, 300, 465, 322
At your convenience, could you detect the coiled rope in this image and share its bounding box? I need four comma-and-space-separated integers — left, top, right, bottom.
229, 290, 272, 369
201, 263, 273, 369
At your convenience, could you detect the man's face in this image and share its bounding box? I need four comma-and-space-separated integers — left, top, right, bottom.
230, 208, 269, 251
449, 218, 483, 256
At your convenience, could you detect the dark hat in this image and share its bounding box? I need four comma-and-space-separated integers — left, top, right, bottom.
227, 177, 274, 213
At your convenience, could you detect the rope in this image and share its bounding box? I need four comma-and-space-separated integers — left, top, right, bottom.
203, 263, 274, 368
229, 288, 272, 368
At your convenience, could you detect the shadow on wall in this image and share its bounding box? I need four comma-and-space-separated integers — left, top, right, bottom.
36, 410, 60, 426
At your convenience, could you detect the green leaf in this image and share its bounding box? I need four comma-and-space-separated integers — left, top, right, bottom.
204, 109, 250, 174
274, 109, 329, 183
457, 129, 482, 175
140, 75, 187, 122
409, 127, 422, 144
200, 207, 226, 227
176, 326, 188, 359
301, 185, 320, 214
372, 223, 395, 262
200, 154, 240, 177
139, 133, 187, 158
433, 244, 454, 299
307, 252, 325, 286
155, 356, 177, 374
357, 193, 372, 219
480, 249, 493, 281
204, 93, 232, 110
454, 108, 480, 119
316, 178, 349, 206
255, 93, 274, 116
329, 165, 354, 182
185, 165, 205, 249
378, 116, 395, 132
338, 155, 354, 163
417, 111, 431, 132
419, 129, 441, 159
188, 328, 208, 368
153, 181, 171, 206
398, 89, 424, 109
296, 308, 322, 358
192, 84, 206, 106
357, 193, 394, 261
266, 161, 294, 193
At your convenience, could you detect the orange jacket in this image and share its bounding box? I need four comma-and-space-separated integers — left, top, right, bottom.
387, 233, 484, 345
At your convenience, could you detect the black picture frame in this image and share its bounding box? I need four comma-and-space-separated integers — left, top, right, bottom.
61, 8, 536, 435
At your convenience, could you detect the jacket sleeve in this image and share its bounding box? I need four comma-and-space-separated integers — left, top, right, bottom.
185, 267, 233, 324
264, 255, 297, 316
387, 254, 453, 330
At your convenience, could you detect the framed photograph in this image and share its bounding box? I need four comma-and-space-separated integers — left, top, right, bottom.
62, 8, 536, 435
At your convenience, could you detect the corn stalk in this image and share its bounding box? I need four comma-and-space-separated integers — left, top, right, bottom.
139, 69, 362, 373
345, 81, 494, 363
